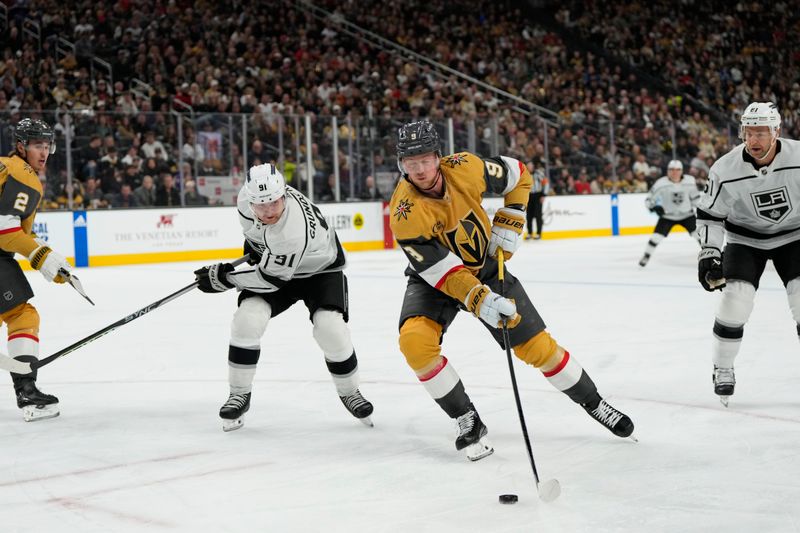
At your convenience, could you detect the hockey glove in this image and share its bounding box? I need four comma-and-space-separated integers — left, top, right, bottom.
243, 240, 263, 265
28, 244, 69, 284
651, 205, 665, 217
465, 284, 521, 329
698, 248, 726, 291
488, 207, 525, 260
195, 262, 236, 293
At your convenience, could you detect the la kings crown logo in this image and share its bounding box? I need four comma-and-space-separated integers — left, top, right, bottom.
751, 187, 792, 224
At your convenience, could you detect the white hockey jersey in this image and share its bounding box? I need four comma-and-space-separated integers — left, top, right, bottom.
645, 174, 700, 221
227, 185, 346, 293
697, 139, 800, 250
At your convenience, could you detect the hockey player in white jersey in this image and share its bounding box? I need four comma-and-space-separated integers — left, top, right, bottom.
194, 163, 373, 431
639, 160, 701, 266
696, 102, 800, 406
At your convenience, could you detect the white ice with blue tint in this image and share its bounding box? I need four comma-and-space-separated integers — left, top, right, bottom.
1, 234, 799, 532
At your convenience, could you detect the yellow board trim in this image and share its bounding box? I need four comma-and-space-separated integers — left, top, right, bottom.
88, 241, 386, 267
619, 225, 689, 236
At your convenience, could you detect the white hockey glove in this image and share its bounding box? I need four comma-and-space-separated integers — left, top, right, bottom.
465, 284, 521, 329
28, 244, 70, 284
488, 207, 525, 260
194, 263, 236, 293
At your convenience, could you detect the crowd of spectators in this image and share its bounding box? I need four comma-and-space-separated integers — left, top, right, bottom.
0, 0, 789, 209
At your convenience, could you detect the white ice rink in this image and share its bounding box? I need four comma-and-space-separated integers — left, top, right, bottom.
2, 234, 799, 532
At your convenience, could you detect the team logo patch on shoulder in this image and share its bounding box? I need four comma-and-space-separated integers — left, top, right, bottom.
394, 198, 414, 220
442, 154, 468, 168
751, 187, 792, 224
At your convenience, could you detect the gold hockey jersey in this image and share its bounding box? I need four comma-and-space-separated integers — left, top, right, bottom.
389, 152, 531, 305
0, 154, 44, 259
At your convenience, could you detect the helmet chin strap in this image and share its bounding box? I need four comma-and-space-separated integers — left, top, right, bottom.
745, 135, 777, 163
419, 169, 443, 192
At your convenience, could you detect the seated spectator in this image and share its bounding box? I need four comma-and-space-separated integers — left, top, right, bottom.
358, 175, 383, 200
155, 173, 181, 206
134, 174, 157, 207
83, 177, 108, 209
110, 183, 139, 208
55, 180, 86, 209
183, 180, 209, 206
141, 130, 168, 161
574, 168, 592, 194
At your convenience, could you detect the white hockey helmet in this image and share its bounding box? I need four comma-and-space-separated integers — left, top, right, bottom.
245, 163, 285, 204
739, 102, 781, 140
667, 160, 683, 171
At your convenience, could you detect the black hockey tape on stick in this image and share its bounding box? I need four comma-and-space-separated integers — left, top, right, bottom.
497, 251, 561, 503
30, 255, 250, 370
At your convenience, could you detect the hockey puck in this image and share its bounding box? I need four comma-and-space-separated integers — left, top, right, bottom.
499, 494, 518, 504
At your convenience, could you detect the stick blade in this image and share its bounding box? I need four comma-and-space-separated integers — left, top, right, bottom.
537, 479, 561, 502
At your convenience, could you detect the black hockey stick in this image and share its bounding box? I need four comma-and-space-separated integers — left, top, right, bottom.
497, 251, 561, 502
29, 255, 250, 370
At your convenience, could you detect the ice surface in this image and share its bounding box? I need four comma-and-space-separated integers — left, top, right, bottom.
2, 234, 799, 532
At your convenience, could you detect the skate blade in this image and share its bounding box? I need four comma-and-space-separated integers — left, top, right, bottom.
222, 417, 244, 432
466, 437, 494, 461
627, 434, 639, 443
22, 405, 60, 422
718, 396, 730, 408
358, 416, 374, 427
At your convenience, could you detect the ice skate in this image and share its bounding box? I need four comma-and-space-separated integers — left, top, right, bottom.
713, 366, 735, 407
639, 254, 650, 267
582, 396, 636, 441
16, 381, 59, 422
455, 405, 493, 461
219, 392, 251, 432
339, 389, 374, 427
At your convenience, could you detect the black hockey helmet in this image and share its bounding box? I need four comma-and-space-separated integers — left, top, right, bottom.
15, 118, 56, 154
396, 120, 441, 174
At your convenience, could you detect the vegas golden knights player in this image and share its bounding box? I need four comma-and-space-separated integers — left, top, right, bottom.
1, 118, 72, 421
390, 120, 635, 460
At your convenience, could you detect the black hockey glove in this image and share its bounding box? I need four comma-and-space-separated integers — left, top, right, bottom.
194, 262, 236, 293
243, 240, 262, 265
698, 248, 726, 292
651, 205, 665, 217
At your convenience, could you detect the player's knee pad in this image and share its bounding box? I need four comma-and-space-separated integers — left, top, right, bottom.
786, 278, 800, 324
2, 303, 41, 359
398, 316, 443, 373
231, 298, 270, 347
649, 233, 665, 245
716, 280, 756, 326
312, 309, 353, 360
2, 303, 40, 337
513, 330, 558, 368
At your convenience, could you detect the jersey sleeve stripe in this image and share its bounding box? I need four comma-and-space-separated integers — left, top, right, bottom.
417, 253, 464, 288
433, 264, 466, 290
0, 226, 22, 234
499, 156, 523, 195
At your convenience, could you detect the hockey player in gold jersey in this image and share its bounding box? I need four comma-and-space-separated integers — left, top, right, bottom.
0, 118, 72, 421
389, 120, 635, 460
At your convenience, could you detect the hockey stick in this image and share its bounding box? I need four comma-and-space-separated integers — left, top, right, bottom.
60, 269, 95, 305
20, 255, 250, 370
497, 251, 561, 503
0, 354, 34, 374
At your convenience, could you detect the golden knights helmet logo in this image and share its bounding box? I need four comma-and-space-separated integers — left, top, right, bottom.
751, 187, 792, 224
444, 211, 488, 267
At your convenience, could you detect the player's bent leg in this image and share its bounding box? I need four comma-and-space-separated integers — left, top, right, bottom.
312, 309, 373, 425
640, 232, 665, 267
222, 297, 270, 431
712, 280, 756, 404
3, 303, 59, 422
785, 278, 800, 344
399, 316, 492, 460
513, 333, 634, 439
